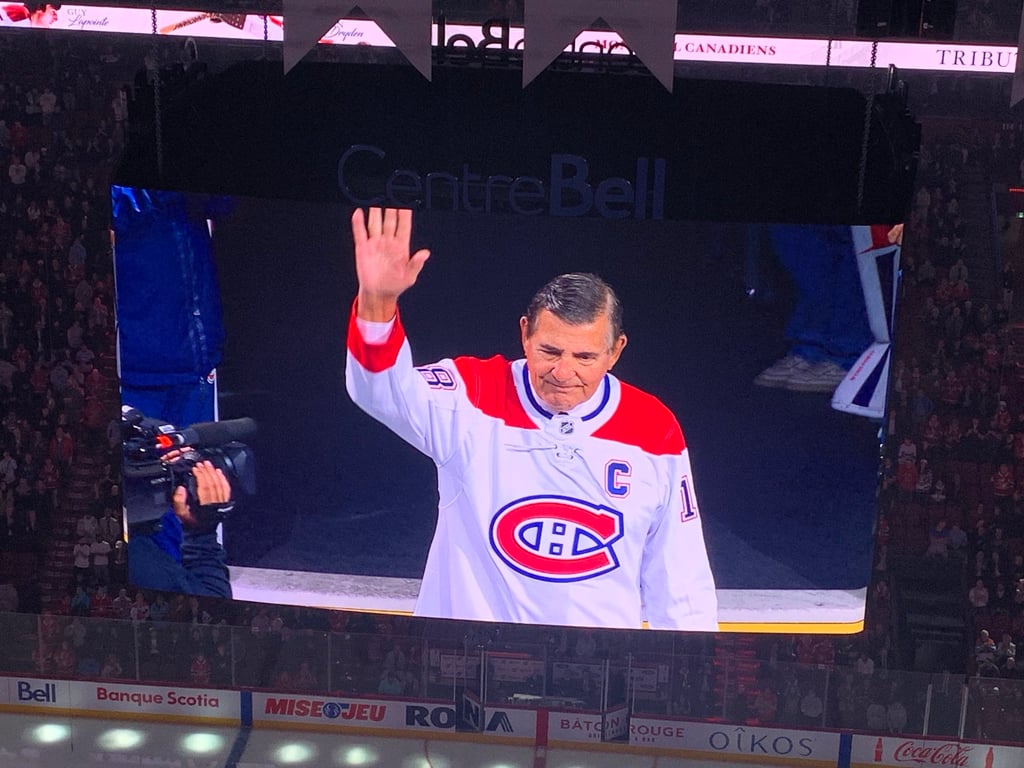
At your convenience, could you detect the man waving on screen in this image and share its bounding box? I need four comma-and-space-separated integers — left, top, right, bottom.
345, 207, 718, 630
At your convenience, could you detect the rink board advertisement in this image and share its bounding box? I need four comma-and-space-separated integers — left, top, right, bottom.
627, 717, 840, 764
252, 692, 537, 738
849, 734, 1024, 768
548, 708, 630, 743
0, 677, 240, 723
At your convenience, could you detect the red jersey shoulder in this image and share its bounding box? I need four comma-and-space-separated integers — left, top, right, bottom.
453, 355, 536, 430
592, 380, 686, 455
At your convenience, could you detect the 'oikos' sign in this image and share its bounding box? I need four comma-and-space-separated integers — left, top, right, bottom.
629, 717, 840, 762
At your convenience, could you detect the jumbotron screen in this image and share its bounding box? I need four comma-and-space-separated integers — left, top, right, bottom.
113, 62, 904, 633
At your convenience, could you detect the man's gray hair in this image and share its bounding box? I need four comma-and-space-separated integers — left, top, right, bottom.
525, 273, 623, 347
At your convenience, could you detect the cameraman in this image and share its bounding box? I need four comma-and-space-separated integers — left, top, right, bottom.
128, 458, 233, 598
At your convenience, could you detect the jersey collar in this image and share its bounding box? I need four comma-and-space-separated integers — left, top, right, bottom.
518, 361, 612, 422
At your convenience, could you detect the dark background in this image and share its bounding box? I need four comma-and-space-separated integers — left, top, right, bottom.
118, 61, 902, 223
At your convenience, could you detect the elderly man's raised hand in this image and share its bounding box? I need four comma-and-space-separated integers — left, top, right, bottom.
352, 207, 430, 322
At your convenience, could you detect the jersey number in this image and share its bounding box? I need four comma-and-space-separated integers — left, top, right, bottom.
417, 366, 457, 390
680, 477, 698, 522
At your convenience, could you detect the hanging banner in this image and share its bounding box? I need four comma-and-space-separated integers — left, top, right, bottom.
281, 0, 431, 74
522, 0, 677, 89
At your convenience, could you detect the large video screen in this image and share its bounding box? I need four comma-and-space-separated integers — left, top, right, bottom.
112, 62, 904, 632
114, 187, 894, 632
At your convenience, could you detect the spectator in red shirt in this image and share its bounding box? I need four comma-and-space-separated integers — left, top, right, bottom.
90, 584, 113, 618
48, 426, 73, 475
991, 463, 1015, 512
896, 456, 919, 501
940, 370, 964, 410
190, 653, 211, 685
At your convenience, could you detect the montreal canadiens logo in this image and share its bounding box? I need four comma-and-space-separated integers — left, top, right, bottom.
489, 495, 624, 582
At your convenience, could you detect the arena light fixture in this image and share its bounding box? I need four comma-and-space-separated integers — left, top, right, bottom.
274, 741, 317, 763
336, 744, 380, 765
180, 732, 225, 755
29, 723, 71, 744
97, 728, 146, 750
403, 753, 451, 768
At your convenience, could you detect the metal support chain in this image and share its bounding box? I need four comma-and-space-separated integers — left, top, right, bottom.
856, 40, 879, 215
150, 6, 164, 180
823, 0, 838, 87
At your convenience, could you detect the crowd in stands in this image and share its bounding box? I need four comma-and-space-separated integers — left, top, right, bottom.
0, 16, 1023, 747
873, 117, 1024, 739
882, 123, 1024, 675
0, 29, 125, 611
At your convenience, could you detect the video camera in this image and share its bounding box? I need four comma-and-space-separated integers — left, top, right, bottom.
121, 406, 256, 532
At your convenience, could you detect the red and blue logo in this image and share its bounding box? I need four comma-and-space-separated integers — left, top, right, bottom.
489, 496, 624, 582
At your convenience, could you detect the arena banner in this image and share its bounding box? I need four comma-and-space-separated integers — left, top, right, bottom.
0, 677, 240, 724
0, 6, 1017, 76
849, 734, 1024, 768
628, 717, 841, 764
252, 693, 537, 739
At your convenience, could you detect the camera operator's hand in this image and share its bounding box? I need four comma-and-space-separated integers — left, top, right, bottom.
172, 460, 231, 529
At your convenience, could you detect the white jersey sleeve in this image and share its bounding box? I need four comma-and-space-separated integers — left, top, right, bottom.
590, 385, 718, 630
345, 302, 467, 465
641, 439, 719, 630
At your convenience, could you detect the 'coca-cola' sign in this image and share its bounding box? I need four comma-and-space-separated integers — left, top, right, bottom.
891, 742, 972, 766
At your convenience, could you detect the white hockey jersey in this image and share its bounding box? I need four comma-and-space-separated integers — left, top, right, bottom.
346, 304, 718, 630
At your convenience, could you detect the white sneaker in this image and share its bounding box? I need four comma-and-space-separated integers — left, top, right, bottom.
786, 360, 848, 393
754, 354, 807, 387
